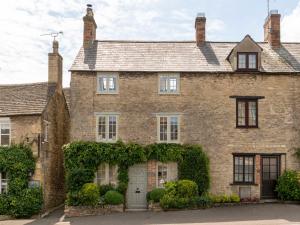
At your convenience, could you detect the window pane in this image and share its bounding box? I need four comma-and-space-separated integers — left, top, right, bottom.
238, 54, 246, 69
160, 77, 168, 92
159, 117, 168, 141
248, 54, 257, 69
99, 77, 107, 92
1, 172, 8, 194
169, 78, 177, 92
95, 164, 106, 185
234, 157, 244, 182
248, 101, 257, 126
108, 77, 116, 91
98, 116, 106, 140
170, 117, 178, 141
237, 101, 246, 126
108, 116, 117, 140
109, 165, 118, 185
244, 157, 254, 182
1, 135, 9, 146
1, 124, 10, 134
157, 164, 168, 188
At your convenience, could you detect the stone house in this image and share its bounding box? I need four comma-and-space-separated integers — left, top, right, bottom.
70, 6, 300, 209
0, 41, 70, 210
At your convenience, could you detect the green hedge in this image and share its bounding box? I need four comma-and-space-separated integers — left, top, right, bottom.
64, 141, 210, 206
0, 145, 43, 218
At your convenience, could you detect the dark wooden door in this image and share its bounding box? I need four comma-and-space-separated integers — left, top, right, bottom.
261, 156, 280, 199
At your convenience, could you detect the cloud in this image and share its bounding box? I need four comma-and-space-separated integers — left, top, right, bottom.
0, 0, 226, 87
282, 0, 300, 42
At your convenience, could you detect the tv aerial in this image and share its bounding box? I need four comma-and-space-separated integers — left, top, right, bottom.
40, 31, 63, 41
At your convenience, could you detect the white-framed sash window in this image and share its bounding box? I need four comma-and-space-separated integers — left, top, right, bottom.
96, 114, 118, 142
94, 163, 118, 186
97, 73, 119, 94
156, 162, 178, 188
157, 115, 180, 143
0, 118, 11, 146
159, 74, 180, 94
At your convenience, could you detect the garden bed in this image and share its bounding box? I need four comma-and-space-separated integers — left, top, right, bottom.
64, 204, 124, 217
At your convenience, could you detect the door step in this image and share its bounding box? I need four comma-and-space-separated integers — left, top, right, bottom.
125, 209, 148, 212
260, 199, 280, 203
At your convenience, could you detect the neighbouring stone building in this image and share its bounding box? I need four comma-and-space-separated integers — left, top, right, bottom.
0, 41, 70, 210
70, 5, 300, 209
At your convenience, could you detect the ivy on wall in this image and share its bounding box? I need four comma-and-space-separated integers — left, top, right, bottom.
63, 141, 210, 204
0, 145, 43, 218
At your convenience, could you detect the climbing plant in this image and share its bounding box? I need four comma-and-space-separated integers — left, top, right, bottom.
63, 141, 210, 206
0, 145, 43, 218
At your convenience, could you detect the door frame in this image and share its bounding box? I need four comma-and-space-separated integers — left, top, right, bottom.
260, 154, 281, 199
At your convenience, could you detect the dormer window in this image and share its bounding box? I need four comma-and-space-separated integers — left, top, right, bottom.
237, 53, 258, 71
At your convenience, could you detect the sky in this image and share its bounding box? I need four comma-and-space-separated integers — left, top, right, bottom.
0, 0, 300, 87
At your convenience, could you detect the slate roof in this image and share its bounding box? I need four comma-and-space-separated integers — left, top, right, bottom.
0, 83, 71, 117
70, 41, 300, 73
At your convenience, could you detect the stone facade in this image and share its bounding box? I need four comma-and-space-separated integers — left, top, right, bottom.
9, 115, 42, 181
0, 40, 70, 211
41, 89, 70, 210
70, 71, 300, 199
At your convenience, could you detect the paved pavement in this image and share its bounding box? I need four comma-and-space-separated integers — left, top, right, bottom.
1, 204, 300, 225
66, 204, 300, 225
0, 207, 64, 225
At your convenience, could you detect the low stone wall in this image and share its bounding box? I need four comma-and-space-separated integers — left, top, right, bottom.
64, 205, 124, 217
148, 202, 162, 212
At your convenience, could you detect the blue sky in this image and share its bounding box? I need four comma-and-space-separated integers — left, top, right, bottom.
0, 0, 299, 87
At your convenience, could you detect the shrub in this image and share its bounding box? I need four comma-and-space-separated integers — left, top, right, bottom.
192, 195, 213, 208
149, 188, 166, 203
160, 180, 199, 210
177, 180, 198, 198
9, 187, 43, 218
66, 191, 81, 206
210, 194, 240, 203
160, 194, 190, 209
99, 184, 115, 196
276, 170, 300, 201
104, 191, 124, 205
230, 194, 240, 203
179, 145, 210, 195
79, 183, 99, 206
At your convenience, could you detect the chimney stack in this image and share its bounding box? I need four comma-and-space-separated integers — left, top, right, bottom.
195, 13, 206, 47
264, 10, 281, 48
83, 4, 97, 48
48, 40, 63, 93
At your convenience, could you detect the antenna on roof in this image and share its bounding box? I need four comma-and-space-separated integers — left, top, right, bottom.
267, 0, 270, 16
40, 31, 63, 41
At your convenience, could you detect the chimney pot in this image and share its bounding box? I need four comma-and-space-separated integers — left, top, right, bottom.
195, 13, 206, 47
53, 40, 59, 54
